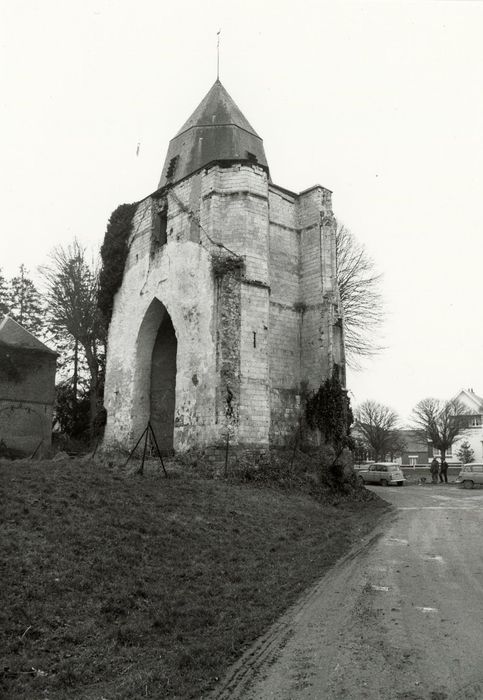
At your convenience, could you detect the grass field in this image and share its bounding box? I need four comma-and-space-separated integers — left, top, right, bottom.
1, 458, 389, 699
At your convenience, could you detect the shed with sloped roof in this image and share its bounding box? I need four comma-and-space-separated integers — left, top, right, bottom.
0, 316, 57, 456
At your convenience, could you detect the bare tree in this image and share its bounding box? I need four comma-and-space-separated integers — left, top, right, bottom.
411, 398, 468, 463
336, 223, 384, 367
40, 240, 105, 437
354, 400, 401, 460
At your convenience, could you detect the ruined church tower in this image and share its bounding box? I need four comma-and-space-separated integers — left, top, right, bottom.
103, 80, 345, 455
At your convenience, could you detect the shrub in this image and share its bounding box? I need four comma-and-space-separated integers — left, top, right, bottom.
305, 370, 355, 487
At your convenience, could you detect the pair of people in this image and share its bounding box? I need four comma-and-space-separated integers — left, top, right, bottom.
430, 458, 439, 483
439, 459, 449, 483
430, 458, 448, 483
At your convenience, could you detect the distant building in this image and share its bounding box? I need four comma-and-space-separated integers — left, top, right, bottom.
449, 389, 483, 463
422, 389, 483, 464
398, 429, 429, 466
0, 317, 57, 456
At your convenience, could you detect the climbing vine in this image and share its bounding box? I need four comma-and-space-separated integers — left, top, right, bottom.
305, 370, 353, 450
211, 250, 244, 279
305, 369, 354, 484
98, 202, 138, 328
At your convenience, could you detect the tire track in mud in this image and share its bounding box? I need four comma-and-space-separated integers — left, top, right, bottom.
208, 487, 483, 700
207, 520, 392, 700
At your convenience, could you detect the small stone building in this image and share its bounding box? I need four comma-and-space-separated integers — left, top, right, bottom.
0, 316, 57, 455
103, 80, 345, 455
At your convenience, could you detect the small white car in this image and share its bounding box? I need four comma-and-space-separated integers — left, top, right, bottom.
455, 463, 483, 489
358, 462, 405, 487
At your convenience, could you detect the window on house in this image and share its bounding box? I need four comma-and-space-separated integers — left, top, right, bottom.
409, 456, 417, 467
469, 415, 481, 427
434, 447, 453, 457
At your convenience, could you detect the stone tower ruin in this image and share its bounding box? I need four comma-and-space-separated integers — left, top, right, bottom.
103, 80, 345, 455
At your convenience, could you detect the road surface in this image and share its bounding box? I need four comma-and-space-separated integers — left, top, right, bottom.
210, 484, 483, 700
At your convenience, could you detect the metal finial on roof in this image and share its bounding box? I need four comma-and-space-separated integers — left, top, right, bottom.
217, 29, 221, 81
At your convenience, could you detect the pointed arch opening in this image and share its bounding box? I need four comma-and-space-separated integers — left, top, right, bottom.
132, 299, 177, 452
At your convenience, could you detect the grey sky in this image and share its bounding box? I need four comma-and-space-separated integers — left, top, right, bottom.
1, 0, 482, 422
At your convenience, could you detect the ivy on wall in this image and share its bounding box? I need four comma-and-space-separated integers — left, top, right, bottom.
305, 369, 354, 485
211, 251, 244, 279
98, 202, 138, 329
305, 370, 353, 451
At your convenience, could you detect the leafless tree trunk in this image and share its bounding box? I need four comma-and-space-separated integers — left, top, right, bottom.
411, 397, 468, 460
354, 400, 401, 460
336, 223, 385, 367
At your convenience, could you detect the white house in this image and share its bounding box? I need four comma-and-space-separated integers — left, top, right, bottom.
451, 389, 483, 462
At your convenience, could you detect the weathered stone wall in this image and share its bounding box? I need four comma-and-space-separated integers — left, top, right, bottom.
299, 186, 333, 388
239, 281, 270, 445
202, 164, 272, 447
214, 269, 241, 445
266, 184, 342, 445
201, 164, 269, 283
104, 165, 272, 452
0, 350, 56, 453
103, 163, 343, 455
103, 183, 218, 451
267, 186, 300, 444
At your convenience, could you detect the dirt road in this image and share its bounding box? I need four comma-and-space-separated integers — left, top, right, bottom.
210, 485, 483, 700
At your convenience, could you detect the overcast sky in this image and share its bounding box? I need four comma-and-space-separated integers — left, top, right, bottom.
1, 0, 482, 423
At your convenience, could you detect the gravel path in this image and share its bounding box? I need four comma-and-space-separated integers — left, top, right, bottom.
208, 485, 483, 699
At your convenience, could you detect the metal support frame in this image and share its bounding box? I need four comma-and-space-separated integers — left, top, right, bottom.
124, 421, 168, 478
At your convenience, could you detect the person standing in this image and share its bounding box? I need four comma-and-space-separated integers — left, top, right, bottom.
430, 458, 439, 484
440, 459, 449, 483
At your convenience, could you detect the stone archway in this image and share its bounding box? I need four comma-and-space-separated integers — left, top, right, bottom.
150, 312, 177, 452
132, 299, 177, 452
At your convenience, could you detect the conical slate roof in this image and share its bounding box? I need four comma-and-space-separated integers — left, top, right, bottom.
174, 79, 260, 137
158, 80, 269, 188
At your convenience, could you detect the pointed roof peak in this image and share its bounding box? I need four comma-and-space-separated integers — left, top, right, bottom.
0, 316, 57, 355
455, 388, 483, 411
174, 80, 260, 139
158, 81, 268, 188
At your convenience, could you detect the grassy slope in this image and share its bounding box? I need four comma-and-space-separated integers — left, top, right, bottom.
0, 459, 389, 699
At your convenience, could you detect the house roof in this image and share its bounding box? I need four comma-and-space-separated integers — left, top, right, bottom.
158, 80, 269, 188
454, 388, 483, 413
397, 428, 428, 450
0, 316, 57, 356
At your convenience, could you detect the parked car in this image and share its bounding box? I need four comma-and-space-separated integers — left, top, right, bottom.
358, 462, 405, 487
353, 462, 375, 472
455, 463, 483, 489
